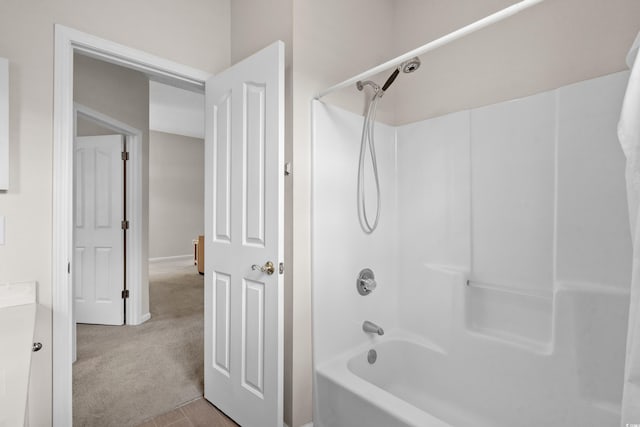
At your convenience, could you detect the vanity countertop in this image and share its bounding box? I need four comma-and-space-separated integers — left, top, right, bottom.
0, 282, 38, 427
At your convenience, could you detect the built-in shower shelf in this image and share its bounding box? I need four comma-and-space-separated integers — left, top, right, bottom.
464, 279, 553, 353
466, 279, 552, 300
467, 325, 552, 354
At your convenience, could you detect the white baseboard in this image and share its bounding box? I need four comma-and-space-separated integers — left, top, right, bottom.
286, 423, 313, 427
128, 312, 151, 326
148, 254, 192, 263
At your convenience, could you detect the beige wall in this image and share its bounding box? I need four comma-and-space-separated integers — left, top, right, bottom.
149, 131, 204, 259
292, 2, 396, 426
74, 53, 151, 317
391, 0, 640, 124
0, 1, 230, 425
230, 0, 292, 66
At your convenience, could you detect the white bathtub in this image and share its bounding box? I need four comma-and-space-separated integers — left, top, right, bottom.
316, 335, 453, 427
315, 287, 626, 427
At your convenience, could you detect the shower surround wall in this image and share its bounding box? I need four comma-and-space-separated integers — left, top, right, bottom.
312, 71, 632, 426
312, 106, 398, 366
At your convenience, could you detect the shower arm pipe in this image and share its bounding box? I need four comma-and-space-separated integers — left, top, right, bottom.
314, 0, 545, 100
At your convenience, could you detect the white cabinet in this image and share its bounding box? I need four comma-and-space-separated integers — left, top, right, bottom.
0, 282, 38, 427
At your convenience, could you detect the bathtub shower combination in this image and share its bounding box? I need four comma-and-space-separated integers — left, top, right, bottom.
311, 4, 636, 423
311, 70, 632, 426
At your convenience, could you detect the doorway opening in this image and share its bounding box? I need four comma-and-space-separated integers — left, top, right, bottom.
54, 25, 285, 427
53, 24, 211, 426
73, 102, 144, 329
71, 53, 214, 425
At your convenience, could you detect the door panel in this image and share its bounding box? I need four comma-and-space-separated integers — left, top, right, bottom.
214, 272, 231, 375
242, 278, 265, 397
205, 41, 284, 427
244, 82, 266, 247
74, 134, 125, 326
213, 92, 232, 243
74, 247, 86, 300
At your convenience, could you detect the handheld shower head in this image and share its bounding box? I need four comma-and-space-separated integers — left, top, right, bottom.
381, 69, 400, 93
379, 57, 421, 94
356, 57, 421, 95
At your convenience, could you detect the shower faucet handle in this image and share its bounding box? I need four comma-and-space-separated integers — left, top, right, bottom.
357, 268, 377, 295
360, 278, 377, 292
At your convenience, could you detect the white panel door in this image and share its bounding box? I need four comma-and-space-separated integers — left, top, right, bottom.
74, 135, 125, 326
204, 42, 284, 427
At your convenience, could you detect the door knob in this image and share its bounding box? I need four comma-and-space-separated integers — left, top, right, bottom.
252, 261, 275, 275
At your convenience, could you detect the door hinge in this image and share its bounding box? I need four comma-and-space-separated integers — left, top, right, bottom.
121, 289, 129, 299
121, 151, 129, 161
121, 220, 129, 230
279, 262, 284, 274
284, 162, 292, 176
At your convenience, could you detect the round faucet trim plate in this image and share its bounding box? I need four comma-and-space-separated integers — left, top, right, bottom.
357, 268, 376, 296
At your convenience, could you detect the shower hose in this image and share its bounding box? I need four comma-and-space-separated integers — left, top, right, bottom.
357, 91, 382, 234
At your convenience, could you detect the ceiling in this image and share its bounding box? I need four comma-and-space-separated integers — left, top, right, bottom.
149, 81, 204, 139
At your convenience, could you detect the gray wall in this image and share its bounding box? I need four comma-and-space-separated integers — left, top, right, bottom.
76, 115, 114, 136
149, 130, 204, 259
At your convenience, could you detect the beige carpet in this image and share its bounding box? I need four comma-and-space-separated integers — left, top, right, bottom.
73, 260, 204, 427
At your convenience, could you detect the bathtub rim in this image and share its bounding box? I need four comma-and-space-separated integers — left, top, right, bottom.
315, 332, 452, 427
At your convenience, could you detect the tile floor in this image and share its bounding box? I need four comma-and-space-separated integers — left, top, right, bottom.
136, 397, 238, 427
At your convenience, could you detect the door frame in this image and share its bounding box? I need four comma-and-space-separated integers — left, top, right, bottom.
73, 102, 144, 325
53, 24, 210, 427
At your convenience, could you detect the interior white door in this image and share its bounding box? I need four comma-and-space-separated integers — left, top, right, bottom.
204, 41, 284, 427
74, 134, 125, 326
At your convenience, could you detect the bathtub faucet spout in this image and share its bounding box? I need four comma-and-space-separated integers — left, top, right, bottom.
363, 320, 384, 336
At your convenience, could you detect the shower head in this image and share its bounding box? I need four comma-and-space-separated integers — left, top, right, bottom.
357, 57, 421, 96
401, 57, 421, 73
380, 57, 421, 94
